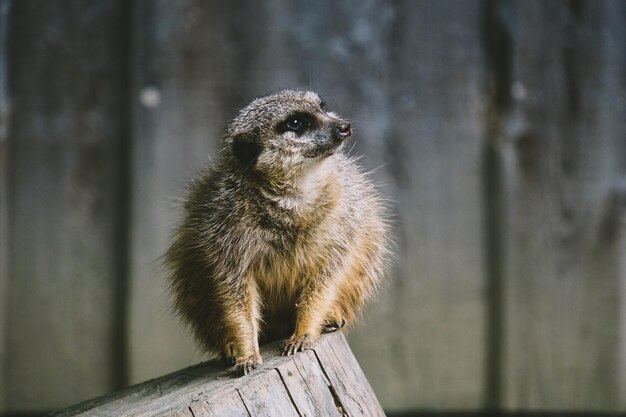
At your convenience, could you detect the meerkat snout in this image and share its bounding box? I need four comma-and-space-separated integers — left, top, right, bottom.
335, 123, 352, 140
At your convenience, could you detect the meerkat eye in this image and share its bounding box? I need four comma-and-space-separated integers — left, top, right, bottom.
286, 117, 304, 132
319, 101, 327, 111
278, 112, 315, 135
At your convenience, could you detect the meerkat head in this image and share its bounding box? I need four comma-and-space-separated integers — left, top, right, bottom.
225, 90, 351, 181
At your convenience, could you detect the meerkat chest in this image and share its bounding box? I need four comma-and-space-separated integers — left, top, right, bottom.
251, 176, 343, 300
253, 220, 330, 304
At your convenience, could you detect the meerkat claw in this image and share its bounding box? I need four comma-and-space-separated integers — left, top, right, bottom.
322, 318, 346, 333
236, 363, 254, 376
235, 354, 261, 376
221, 342, 237, 365
283, 334, 315, 356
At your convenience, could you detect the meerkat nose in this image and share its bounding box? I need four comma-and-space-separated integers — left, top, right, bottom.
336, 123, 352, 139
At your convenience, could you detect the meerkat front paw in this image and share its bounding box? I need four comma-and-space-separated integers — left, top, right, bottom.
282, 333, 317, 356
322, 318, 347, 333
221, 341, 237, 365
235, 352, 263, 376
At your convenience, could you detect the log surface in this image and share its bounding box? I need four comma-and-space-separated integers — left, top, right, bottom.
51, 332, 385, 417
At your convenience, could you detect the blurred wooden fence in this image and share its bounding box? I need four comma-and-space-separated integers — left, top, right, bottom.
1, 0, 625, 414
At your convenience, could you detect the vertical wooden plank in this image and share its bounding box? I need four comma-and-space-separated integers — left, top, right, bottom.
5, 0, 129, 411
0, 0, 10, 412
492, 0, 626, 410
127, 0, 232, 383
343, 1, 488, 410
619, 197, 626, 409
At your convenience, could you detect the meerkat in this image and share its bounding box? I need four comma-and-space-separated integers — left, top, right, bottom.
165, 90, 390, 376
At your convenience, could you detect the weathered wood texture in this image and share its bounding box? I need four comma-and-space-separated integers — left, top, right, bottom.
51, 332, 385, 417
345, 2, 487, 410
486, 0, 626, 410
126, 0, 214, 382
3, 0, 130, 411
2, 0, 626, 414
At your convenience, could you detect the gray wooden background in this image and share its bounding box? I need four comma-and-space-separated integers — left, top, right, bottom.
1, 0, 625, 414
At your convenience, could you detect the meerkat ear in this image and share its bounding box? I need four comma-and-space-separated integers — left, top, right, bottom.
231, 131, 263, 167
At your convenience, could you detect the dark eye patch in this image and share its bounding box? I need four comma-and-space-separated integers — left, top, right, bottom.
276, 112, 317, 135
319, 101, 327, 111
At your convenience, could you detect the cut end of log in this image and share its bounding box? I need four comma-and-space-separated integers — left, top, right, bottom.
51, 332, 385, 416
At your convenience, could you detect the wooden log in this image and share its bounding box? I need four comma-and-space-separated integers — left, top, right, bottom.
51, 332, 385, 417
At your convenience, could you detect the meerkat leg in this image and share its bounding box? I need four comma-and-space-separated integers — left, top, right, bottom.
223, 279, 263, 375
283, 278, 337, 356
220, 341, 236, 365
320, 305, 347, 333
321, 253, 375, 334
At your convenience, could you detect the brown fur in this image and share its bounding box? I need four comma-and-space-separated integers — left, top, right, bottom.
165, 90, 390, 375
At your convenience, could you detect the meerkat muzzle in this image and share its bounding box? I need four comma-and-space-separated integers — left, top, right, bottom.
336, 123, 352, 139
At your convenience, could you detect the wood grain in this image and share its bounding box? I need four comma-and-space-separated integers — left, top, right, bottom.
188, 390, 250, 417
238, 370, 300, 417
276, 351, 341, 417
314, 334, 386, 417
4, 0, 129, 410
52, 332, 382, 417
488, 0, 626, 410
